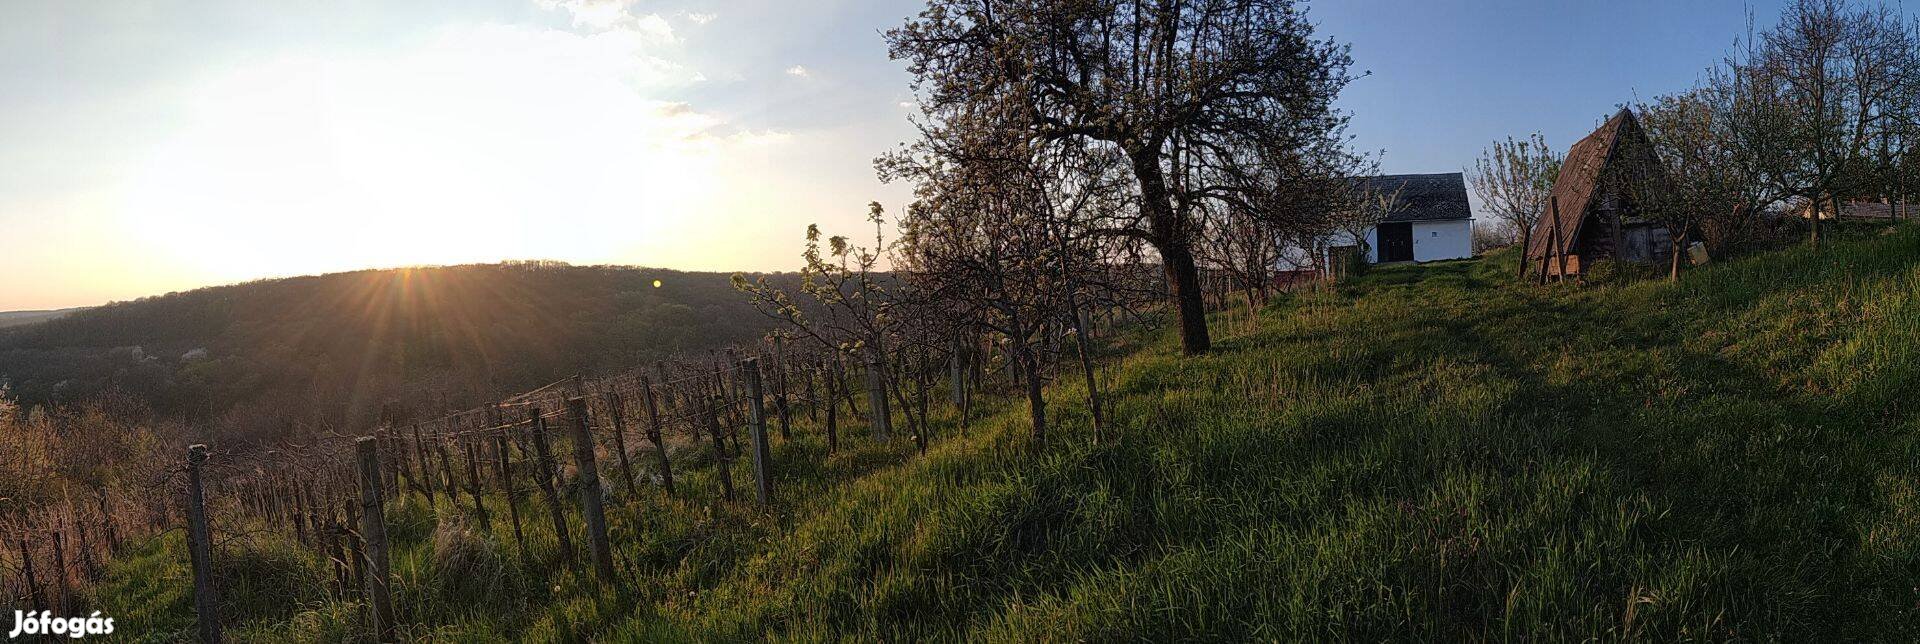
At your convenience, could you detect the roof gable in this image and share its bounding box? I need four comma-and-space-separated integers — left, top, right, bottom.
1526, 108, 1664, 259
1358, 172, 1472, 222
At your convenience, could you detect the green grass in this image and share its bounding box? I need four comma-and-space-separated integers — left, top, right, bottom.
92, 221, 1920, 640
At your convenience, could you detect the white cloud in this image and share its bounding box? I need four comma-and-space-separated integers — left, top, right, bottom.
536, 0, 676, 43
785, 65, 810, 78
683, 12, 717, 25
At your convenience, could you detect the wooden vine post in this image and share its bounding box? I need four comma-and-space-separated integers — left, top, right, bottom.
527, 407, 574, 563
354, 437, 397, 642
97, 490, 119, 553
564, 397, 617, 583
639, 376, 675, 496
461, 441, 490, 527
865, 349, 891, 440
703, 396, 735, 501
742, 358, 774, 505
184, 444, 222, 644
410, 424, 436, 505
603, 391, 639, 495
771, 336, 792, 441
493, 435, 529, 563
343, 498, 364, 598
823, 358, 841, 452
18, 537, 44, 610
50, 531, 68, 614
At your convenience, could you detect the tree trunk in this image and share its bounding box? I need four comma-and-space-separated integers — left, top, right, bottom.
1515, 223, 1532, 278
1016, 345, 1046, 447
1130, 147, 1210, 355
1811, 196, 1824, 245
1668, 229, 1686, 282
1068, 302, 1105, 445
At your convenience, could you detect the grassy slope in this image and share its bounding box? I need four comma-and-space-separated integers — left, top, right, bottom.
94, 222, 1920, 641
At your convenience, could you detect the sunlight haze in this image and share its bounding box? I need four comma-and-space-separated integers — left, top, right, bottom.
0, 0, 1786, 310
1, 0, 922, 309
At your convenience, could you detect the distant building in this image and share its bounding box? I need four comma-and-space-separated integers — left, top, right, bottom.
1276, 172, 1475, 273
1526, 108, 1675, 277
1795, 198, 1917, 221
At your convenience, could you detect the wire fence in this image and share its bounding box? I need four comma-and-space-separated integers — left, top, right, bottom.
0, 314, 1133, 640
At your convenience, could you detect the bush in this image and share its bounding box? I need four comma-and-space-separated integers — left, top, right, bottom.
428, 513, 518, 604
214, 532, 328, 624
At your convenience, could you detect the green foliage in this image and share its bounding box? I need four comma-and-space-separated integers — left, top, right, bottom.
91, 222, 1920, 639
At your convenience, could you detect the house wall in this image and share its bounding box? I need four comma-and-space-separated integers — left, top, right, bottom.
1272, 219, 1473, 270
1410, 219, 1472, 262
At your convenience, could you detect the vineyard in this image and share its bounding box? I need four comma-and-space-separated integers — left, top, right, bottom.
0, 220, 1912, 640
1, 288, 1135, 641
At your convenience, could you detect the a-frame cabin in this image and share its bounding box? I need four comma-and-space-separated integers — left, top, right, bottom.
1526, 108, 1674, 278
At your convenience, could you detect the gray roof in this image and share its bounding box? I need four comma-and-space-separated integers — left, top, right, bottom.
1356, 172, 1472, 222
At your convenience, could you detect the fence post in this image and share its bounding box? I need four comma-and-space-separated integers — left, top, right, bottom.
824, 358, 841, 453
703, 396, 735, 501
742, 359, 774, 505
324, 515, 345, 599
604, 392, 639, 496
434, 439, 457, 501
771, 337, 791, 441
354, 437, 397, 642
564, 397, 617, 583
76, 520, 96, 581
290, 482, 309, 545
803, 361, 819, 422
527, 407, 574, 563
17, 538, 44, 610
493, 435, 529, 564
411, 424, 436, 505
343, 498, 365, 598
185, 444, 222, 644
639, 376, 675, 496
865, 349, 891, 440
97, 490, 119, 554
50, 531, 68, 614
462, 441, 490, 528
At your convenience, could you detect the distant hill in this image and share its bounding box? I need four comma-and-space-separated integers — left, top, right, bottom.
0, 262, 797, 442
0, 307, 85, 329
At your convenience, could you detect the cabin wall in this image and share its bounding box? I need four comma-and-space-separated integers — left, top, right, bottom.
1575, 213, 1671, 267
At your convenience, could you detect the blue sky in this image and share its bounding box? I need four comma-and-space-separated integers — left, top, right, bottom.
0, 0, 1806, 309
1315, 0, 1791, 175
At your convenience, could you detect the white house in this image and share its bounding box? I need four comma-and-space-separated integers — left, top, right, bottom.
1278, 172, 1474, 272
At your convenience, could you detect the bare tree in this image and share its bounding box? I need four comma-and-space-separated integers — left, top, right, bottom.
886, 0, 1359, 356
1755, 0, 1918, 243
1465, 133, 1561, 277
733, 205, 901, 442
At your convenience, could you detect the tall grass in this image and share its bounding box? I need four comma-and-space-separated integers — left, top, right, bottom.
92, 221, 1920, 640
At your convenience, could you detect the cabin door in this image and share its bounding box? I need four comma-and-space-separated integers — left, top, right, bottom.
1377, 222, 1414, 262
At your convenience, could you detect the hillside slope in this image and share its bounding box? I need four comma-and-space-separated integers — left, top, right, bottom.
94, 222, 1920, 640
0, 307, 84, 329
0, 263, 796, 440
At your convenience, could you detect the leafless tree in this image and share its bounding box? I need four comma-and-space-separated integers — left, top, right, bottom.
1754, 0, 1919, 243
1465, 133, 1561, 276
886, 0, 1359, 356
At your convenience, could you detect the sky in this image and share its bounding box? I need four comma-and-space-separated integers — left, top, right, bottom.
0, 0, 1798, 311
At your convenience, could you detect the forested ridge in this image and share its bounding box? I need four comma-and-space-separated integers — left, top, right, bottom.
0, 262, 799, 442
